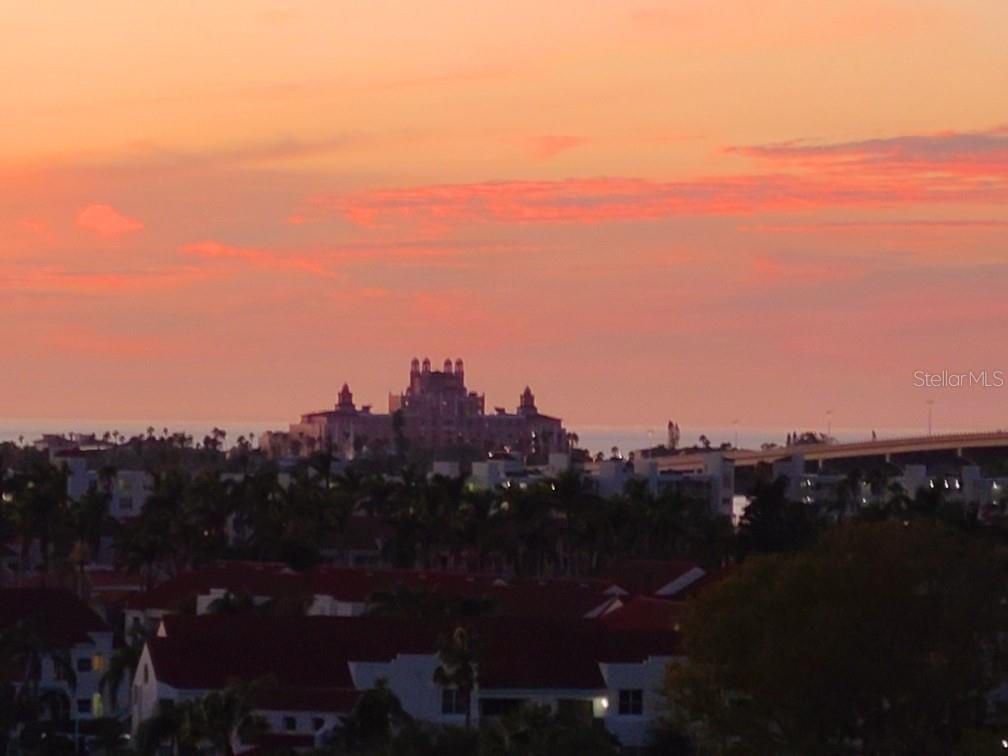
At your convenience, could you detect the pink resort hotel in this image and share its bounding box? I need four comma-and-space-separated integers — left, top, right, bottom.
262, 358, 569, 461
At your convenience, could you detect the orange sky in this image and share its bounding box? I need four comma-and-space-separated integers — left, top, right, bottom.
2, 1, 1007, 435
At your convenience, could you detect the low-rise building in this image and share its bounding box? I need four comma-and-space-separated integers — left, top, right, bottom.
131, 614, 681, 749
0, 589, 118, 722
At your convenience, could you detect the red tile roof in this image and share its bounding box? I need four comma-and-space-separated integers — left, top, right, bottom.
147, 614, 681, 696
126, 562, 301, 610
128, 562, 615, 620
491, 579, 616, 619
601, 559, 705, 597
0, 589, 110, 645
305, 567, 507, 603
599, 596, 683, 631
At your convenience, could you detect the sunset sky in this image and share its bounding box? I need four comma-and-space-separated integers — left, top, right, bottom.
3, 1, 1007, 438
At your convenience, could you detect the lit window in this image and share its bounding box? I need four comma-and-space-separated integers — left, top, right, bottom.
618, 689, 643, 716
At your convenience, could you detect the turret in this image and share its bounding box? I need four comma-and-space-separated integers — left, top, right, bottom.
518, 386, 537, 415
338, 383, 355, 411
410, 357, 420, 377
454, 358, 464, 384
421, 357, 431, 374
667, 421, 680, 450
443, 358, 453, 374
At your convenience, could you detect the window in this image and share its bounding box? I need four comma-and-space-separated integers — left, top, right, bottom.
283, 716, 297, 732
618, 689, 643, 716
77, 698, 92, 715
143, 664, 150, 683
312, 717, 324, 731
441, 688, 466, 715
77, 657, 93, 673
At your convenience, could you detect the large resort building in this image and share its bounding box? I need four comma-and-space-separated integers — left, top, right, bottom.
262, 358, 569, 461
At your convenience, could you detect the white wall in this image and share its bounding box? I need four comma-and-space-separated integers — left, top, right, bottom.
349, 655, 449, 723
599, 656, 678, 748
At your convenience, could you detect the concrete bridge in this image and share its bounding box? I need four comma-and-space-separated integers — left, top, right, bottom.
640, 430, 1008, 473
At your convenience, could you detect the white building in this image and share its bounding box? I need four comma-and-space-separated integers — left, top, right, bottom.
131, 613, 681, 750
0, 589, 119, 722
57, 449, 153, 520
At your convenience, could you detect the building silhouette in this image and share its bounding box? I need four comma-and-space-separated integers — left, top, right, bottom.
262, 358, 568, 461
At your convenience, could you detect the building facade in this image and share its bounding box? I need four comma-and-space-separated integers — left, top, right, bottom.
263, 358, 569, 462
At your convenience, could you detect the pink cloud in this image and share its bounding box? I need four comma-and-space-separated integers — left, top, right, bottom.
294, 127, 1008, 228
76, 204, 144, 239
729, 128, 1008, 178
740, 220, 1008, 233
18, 218, 55, 244
298, 172, 1008, 228
745, 255, 868, 286
0, 265, 209, 296
527, 135, 586, 160
180, 240, 337, 277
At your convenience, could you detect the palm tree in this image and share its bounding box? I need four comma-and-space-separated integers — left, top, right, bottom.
480, 703, 619, 756
135, 699, 184, 756
115, 509, 173, 591
99, 627, 147, 713
180, 685, 267, 756
75, 482, 113, 556
9, 457, 71, 583
0, 619, 77, 729
137, 683, 266, 756
433, 626, 479, 729
334, 679, 411, 751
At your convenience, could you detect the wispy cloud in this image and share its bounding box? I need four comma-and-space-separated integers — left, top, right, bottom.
527, 135, 586, 160
298, 172, 1008, 228
0, 265, 209, 296
729, 128, 1008, 177
739, 219, 1008, 233
745, 254, 868, 286
295, 127, 1008, 228
180, 241, 339, 278
76, 204, 144, 239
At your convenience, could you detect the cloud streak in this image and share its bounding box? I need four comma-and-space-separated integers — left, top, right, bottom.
76, 203, 144, 239
527, 135, 586, 160
730, 128, 1008, 177
300, 173, 1008, 228
294, 127, 1008, 228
